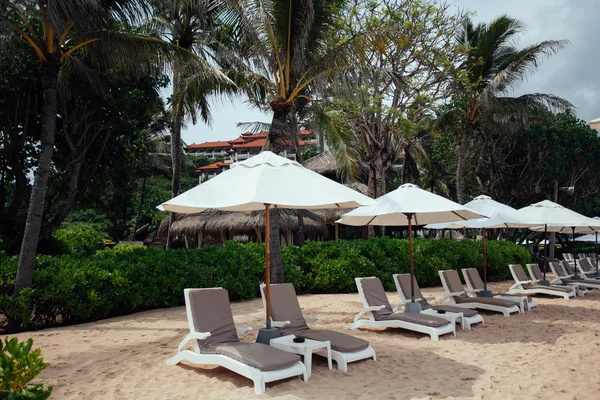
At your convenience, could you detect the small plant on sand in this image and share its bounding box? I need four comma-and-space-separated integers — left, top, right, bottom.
0, 337, 52, 399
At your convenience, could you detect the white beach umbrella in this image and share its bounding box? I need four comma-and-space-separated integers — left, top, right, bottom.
575, 234, 596, 242
426, 195, 543, 293
588, 117, 600, 130
158, 151, 374, 329
516, 200, 600, 280
338, 183, 485, 311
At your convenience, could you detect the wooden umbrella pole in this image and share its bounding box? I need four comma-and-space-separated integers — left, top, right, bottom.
543, 224, 548, 281
594, 232, 598, 275
265, 204, 271, 327
407, 213, 415, 301
482, 228, 487, 291
571, 227, 577, 260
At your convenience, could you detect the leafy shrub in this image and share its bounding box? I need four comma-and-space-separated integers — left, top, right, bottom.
52, 223, 106, 254
0, 337, 52, 399
0, 238, 531, 331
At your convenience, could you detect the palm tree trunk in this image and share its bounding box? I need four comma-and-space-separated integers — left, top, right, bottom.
14, 64, 59, 294
269, 208, 284, 283
131, 175, 148, 240
267, 104, 290, 283
268, 102, 289, 154
456, 121, 473, 204
167, 66, 183, 249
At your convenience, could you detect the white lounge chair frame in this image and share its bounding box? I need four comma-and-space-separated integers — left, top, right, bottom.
438, 271, 521, 317
527, 264, 587, 296
576, 259, 600, 281
562, 253, 574, 262
507, 265, 575, 300
392, 273, 484, 330
167, 288, 307, 394
347, 277, 456, 341
259, 284, 376, 373
546, 263, 594, 295
461, 268, 537, 313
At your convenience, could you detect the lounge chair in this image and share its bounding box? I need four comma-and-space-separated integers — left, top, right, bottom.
562, 253, 574, 262
438, 270, 521, 317
348, 277, 455, 341
259, 283, 376, 373
576, 258, 600, 280
393, 273, 484, 330
548, 262, 598, 293
508, 264, 576, 300
166, 288, 307, 394
461, 268, 537, 312
528, 263, 588, 296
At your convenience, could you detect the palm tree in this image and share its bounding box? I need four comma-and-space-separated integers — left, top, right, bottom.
448, 15, 571, 203
146, 0, 235, 247
221, 0, 358, 282
0, 0, 197, 295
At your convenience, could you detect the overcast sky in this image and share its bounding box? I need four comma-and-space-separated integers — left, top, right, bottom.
181, 0, 600, 144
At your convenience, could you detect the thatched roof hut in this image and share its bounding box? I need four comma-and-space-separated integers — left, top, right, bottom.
304, 151, 337, 174
157, 208, 328, 247
170, 209, 327, 236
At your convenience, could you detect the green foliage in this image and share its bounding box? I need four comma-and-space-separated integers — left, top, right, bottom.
52, 223, 106, 254
0, 337, 52, 399
0, 238, 530, 331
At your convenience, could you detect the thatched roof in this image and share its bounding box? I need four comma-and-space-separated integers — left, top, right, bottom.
161, 208, 328, 238
304, 151, 337, 173
344, 181, 369, 195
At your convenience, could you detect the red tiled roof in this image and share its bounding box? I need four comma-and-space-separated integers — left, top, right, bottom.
235, 138, 267, 149
195, 161, 230, 172
300, 129, 311, 136
228, 137, 247, 144
234, 139, 307, 150
188, 141, 232, 149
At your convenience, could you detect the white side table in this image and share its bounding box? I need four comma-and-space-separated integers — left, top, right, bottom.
269, 335, 332, 380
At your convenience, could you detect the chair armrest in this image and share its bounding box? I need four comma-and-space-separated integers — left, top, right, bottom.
236, 326, 253, 335
178, 331, 211, 352
304, 317, 319, 324
353, 305, 385, 322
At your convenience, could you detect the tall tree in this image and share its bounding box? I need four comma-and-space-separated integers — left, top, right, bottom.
147, 0, 233, 248
227, 0, 362, 282
447, 15, 570, 203
0, 0, 185, 296
319, 0, 463, 199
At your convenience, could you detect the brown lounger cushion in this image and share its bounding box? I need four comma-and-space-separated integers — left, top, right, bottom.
511, 265, 530, 282
361, 278, 449, 327
432, 305, 479, 318
206, 342, 300, 371
188, 288, 240, 350
297, 330, 369, 353
269, 284, 369, 353
376, 312, 449, 327
523, 283, 573, 293
453, 294, 518, 308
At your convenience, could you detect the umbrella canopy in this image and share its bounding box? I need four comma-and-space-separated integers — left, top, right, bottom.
159, 151, 373, 213
575, 234, 597, 242
158, 151, 374, 327
524, 201, 600, 233
425, 195, 543, 293
426, 195, 543, 230
517, 200, 600, 280
588, 117, 600, 130
338, 184, 485, 310
338, 183, 483, 226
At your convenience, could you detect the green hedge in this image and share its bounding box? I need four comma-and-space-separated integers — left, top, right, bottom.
0, 238, 531, 331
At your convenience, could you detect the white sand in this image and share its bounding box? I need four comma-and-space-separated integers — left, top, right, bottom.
6, 280, 600, 400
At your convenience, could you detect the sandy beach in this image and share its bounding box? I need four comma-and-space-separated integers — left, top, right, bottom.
7, 280, 600, 400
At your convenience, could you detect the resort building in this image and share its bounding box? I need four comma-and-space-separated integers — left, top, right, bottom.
189, 130, 314, 181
